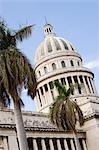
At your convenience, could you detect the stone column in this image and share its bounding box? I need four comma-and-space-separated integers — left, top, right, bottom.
65, 77, 69, 89
49, 139, 54, 150
82, 139, 88, 150
74, 137, 82, 150
77, 76, 85, 94
42, 86, 47, 104
87, 77, 93, 94
33, 139, 38, 150
38, 88, 43, 106
70, 139, 75, 150
64, 139, 69, 150
36, 92, 40, 109
90, 78, 97, 94
3, 136, 8, 150
57, 139, 62, 150
47, 83, 53, 103
41, 139, 47, 150
8, 136, 19, 150
82, 76, 89, 94
88, 77, 94, 94
71, 76, 77, 95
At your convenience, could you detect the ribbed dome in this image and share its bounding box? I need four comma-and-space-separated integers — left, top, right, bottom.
35, 24, 76, 63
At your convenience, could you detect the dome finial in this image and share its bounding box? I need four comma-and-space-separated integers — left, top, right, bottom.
45, 16, 48, 24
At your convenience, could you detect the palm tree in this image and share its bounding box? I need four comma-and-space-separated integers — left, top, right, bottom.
0, 19, 37, 150
49, 80, 84, 150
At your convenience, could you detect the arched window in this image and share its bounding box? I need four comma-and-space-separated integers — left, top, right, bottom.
54, 39, 61, 50
70, 44, 74, 51
61, 61, 66, 68
77, 61, 80, 66
61, 40, 69, 50
44, 66, 47, 73
70, 60, 74, 67
47, 41, 52, 52
52, 63, 56, 70
39, 71, 41, 76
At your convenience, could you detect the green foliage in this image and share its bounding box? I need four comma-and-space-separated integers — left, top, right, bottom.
49, 80, 84, 133
0, 19, 37, 107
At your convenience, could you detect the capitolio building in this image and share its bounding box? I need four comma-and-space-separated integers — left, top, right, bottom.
0, 23, 99, 150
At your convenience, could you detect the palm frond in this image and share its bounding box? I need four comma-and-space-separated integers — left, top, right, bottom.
54, 80, 67, 96
15, 25, 34, 42
49, 81, 84, 133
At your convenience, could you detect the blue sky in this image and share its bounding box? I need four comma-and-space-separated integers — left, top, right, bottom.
0, 0, 99, 111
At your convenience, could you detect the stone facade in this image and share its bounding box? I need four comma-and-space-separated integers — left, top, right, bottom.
0, 108, 86, 150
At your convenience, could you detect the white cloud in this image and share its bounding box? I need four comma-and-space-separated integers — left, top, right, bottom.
84, 60, 99, 69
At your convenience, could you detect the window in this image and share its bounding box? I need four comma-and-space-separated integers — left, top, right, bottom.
70, 44, 74, 51
61, 40, 69, 50
49, 28, 51, 32
54, 39, 61, 50
39, 71, 41, 76
44, 67, 47, 73
67, 76, 74, 95
70, 60, 74, 67
44, 84, 48, 92
61, 61, 66, 68
73, 76, 81, 94
40, 87, 44, 95
77, 61, 80, 66
61, 78, 66, 85
47, 41, 52, 52
67, 76, 72, 86
49, 82, 54, 89
47, 28, 49, 32
52, 63, 56, 70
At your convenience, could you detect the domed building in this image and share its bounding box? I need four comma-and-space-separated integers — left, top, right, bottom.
35, 23, 97, 115
0, 23, 99, 150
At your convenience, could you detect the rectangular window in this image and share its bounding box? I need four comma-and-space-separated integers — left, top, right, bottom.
44, 84, 48, 92
61, 78, 66, 85
49, 82, 54, 89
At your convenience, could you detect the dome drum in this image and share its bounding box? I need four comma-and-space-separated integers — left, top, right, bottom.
35, 69, 96, 112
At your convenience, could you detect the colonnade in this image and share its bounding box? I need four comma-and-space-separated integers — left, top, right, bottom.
36, 75, 96, 110
28, 137, 87, 150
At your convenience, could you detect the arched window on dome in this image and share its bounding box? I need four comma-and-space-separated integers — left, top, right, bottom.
61, 61, 66, 68
70, 44, 74, 51
70, 60, 74, 67
61, 40, 69, 50
52, 63, 56, 70
39, 71, 41, 76
47, 41, 52, 52
44, 66, 47, 73
54, 39, 61, 50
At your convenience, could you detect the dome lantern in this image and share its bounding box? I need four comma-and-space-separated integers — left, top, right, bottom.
43, 23, 53, 36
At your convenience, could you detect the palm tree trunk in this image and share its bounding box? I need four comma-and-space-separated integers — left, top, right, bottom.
14, 100, 29, 150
